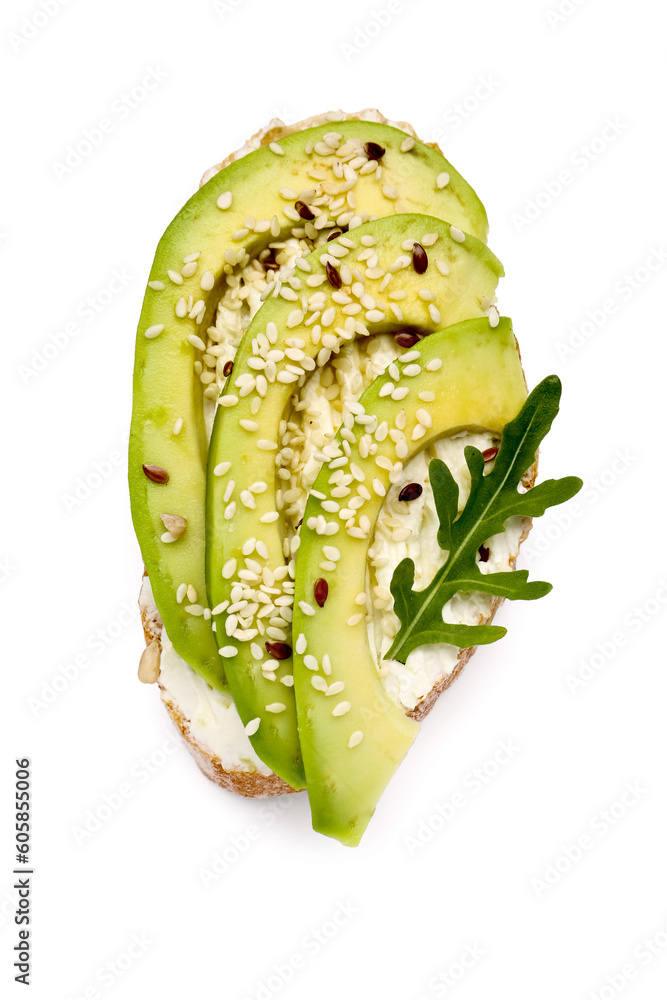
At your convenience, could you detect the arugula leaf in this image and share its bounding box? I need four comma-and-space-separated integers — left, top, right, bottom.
386, 375, 583, 664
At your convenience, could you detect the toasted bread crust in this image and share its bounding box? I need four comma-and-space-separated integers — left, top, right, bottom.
138, 110, 535, 798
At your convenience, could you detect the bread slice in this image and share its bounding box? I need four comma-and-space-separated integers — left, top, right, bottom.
135, 109, 535, 799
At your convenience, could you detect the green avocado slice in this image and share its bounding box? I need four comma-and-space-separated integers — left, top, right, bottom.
292, 317, 527, 845
129, 120, 489, 689
206, 215, 503, 790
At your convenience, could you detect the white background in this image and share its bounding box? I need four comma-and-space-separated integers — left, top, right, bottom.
2, 1, 666, 998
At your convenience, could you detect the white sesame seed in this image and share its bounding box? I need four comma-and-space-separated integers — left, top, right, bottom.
299, 600, 316, 616
295, 633, 307, 654
391, 387, 409, 401
176, 583, 187, 604
214, 462, 231, 477
347, 613, 363, 626
148, 280, 165, 290
200, 269, 215, 291
322, 653, 332, 675
232, 229, 249, 241
187, 333, 206, 351
257, 439, 278, 451
144, 323, 164, 339
426, 358, 443, 371
303, 654, 319, 671
219, 395, 238, 407
428, 304, 442, 324
400, 136, 415, 152
436, 172, 450, 189
488, 305, 500, 328
280, 187, 297, 199
185, 604, 205, 616
219, 645, 238, 657
281, 675, 294, 687
348, 731, 364, 748
332, 701, 351, 716
326, 681, 345, 696
403, 364, 422, 377
269, 142, 285, 156
224, 501, 236, 520
265, 703, 286, 713
167, 269, 183, 285
239, 418, 258, 432
222, 558, 237, 579
244, 718, 260, 736
450, 226, 465, 243
312, 676, 328, 692
382, 185, 398, 200
416, 408, 433, 427
181, 261, 197, 278
217, 191, 232, 210
211, 601, 229, 615
435, 259, 450, 277
223, 480, 235, 503
418, 390, 436, 401
259, 512, 279, 523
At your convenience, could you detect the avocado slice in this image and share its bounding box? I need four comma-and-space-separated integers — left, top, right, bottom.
292, 317, 527, 845
206, 215, 503, 789
130, 120, 489, 689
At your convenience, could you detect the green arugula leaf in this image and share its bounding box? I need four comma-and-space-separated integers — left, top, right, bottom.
386, 375, 583, 664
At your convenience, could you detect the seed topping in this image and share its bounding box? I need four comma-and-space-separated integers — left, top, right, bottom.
314, 578, 329, 607
364, 141, 385, 160
398, 483, 423, 502
265, 641, 292, 660
412, 243, 428, 274
142, 464, 169, 484
325, 261, 342, 289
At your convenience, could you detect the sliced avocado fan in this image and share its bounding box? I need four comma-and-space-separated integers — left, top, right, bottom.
292, 317, 528, 845
129, 120, 489, 690
206, 215, 503, 790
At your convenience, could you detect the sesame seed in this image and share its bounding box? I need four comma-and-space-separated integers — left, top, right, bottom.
426, 358, 443, 371
222, 558, 237, 579
281, 675, 294, 687
224, 501, 236, 520
259, 512, 280, 523
265, 703, 286, 713
303, 654, 319, 670
412, 424, 427, 441
200, 270, 215, 291
403, 364, 421, 377
400, 136, 415, 152
348, 731, 364, 748
257, 439, 278, 450
326, 681, 345, 696
299, 600, 316, 616
416, 408, 433, 427
239, 418, 258, 432
382, 185, 398, 200
185, 604, 205, 616
144, 323, 164, 339
223, 480, 235, 502
213, 462, 231, 476
421, 233, 438, 247
280, 187, 297, 199
372, 478, 387, 497
428, 304, 442, 324
187, 334, 206, 351
148, 280, 165, 290
244, 718, 260, 736
167, 269, 183, 285
450, 226, 465, 243
232, 229, 249, 241
219, 645, 238, 657
216, 191, 232, 210
321, 653, 332, 675
182, 261, 197, 278
212, 601, 229, 615
391, 387, 409, 401
219, 395, 239, 407
269, 142, 285, 155
332, 701, 351, 716
347, 613, 363, 626
176, 583, 187, 603
312, 676, 328, 692
295, 633, 307, 654
436, 172, 450, 189
488, 305, 500, 328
